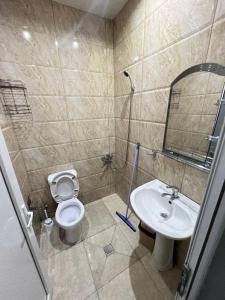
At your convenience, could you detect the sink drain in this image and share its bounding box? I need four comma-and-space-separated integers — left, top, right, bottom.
103, 244, 114, 256
160, 212, 168, 219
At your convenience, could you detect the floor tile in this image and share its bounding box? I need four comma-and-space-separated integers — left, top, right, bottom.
84, 224, 137, 288
48, 242, 96, 300
118, 215, 150, 259
98, 261, 162, 300
40, 222, 72, 257
141, 253, 181, 300
82, 201, 116, 239
102, 193, 132, 223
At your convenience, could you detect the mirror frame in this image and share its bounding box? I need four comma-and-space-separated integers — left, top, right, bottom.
162, 63, 225, 172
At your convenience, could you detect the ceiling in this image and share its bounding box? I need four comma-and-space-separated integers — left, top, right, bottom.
54, 0, 128, 19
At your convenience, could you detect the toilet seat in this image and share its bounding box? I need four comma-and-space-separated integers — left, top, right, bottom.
49, 171, 79, 203
55, 198, 84, 230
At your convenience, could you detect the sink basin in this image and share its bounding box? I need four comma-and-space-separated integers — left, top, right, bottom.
130, 179, 199, 270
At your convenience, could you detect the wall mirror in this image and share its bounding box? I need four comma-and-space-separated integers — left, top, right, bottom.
163, 63, 225, 171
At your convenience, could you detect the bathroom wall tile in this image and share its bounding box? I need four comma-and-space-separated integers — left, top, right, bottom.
136, 168, 155, 187
73, 157, 103, 178
207, 19, 225, 66
144, 0, 215, 56
181, 165, 209, 204
28, 163, 74, 191
0, 62, 63, 95
12, 152, 27, 188
145, 0, 168, 16
62, 69, 107, 97
107, 74, 114, 97
114, 0, 145, 44
202, 94, 219, 115
114, 23, 144, 72
79, 171, 111, 193
215, 0, 225, 20
115, 62, 142, 96
80, 185, 114, 205
0, 25, 59, 67
107, 48, 114, 74
22, 143, 72, 171
114, 95, 131, 119
139, 122, 165, 150
69, 119, 109, 142
53, 2, 106, 47
29, 96, 67, 122
21, 176, 31, 203
130, 120, 140, 143
142, 28, 211, 90
154, 154, 186, 188
2, 126, 19, 153
140, 89, 169, 123
72, 138, 109, 161
0, 0, 54, 34
106, 20, 114, 49
58, 39, 107, 72
115, 119, 129, 140
18, 122, 70, 149
67, 97, 109, 120
138, 146, 155, 175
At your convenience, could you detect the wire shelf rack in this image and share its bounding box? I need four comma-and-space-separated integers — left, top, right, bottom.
0, 79, 32, 121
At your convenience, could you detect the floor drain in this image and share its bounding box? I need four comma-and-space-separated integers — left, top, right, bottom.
103, 244, 114, 256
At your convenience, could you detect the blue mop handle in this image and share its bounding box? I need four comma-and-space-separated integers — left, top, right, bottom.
125, 143, 140, 218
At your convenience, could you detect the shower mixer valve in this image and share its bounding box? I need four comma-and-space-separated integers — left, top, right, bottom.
101, 154, 113, 167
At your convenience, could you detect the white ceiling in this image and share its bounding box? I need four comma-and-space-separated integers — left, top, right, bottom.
54, 0, 128, 19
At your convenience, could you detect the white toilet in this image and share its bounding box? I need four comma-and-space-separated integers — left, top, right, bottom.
48, 169, 85, 244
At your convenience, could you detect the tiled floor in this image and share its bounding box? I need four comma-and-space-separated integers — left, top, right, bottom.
40, 194, 181, 300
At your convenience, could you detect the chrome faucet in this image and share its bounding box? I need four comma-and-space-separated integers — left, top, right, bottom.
161, 185, 179, 200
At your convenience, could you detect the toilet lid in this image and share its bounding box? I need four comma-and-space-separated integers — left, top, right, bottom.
51, 173, 79, 203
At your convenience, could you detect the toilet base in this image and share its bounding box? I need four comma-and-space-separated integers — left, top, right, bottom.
64, 223, 82, 244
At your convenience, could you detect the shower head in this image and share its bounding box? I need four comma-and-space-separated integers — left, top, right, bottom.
123, 70, 135, 92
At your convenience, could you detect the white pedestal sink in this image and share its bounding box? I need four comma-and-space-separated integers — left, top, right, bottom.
130, 179, 199, 271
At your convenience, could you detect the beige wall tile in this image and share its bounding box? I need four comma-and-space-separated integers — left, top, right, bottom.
0, 0, 54, 33
0, 25, 59, 67
28, 163, 74, 191
154, 154, 185, 188
73, 158, 103, 178
0, 62, 63, 95
145, 0, 167, 16
12, 152, 27, 188
62, 69, 107, 96
140, 89, 169, 122
139, 122, 165, 149
29, 96, 68, 122
18, 122, 70, 149
79, 171, 111, 193
215, 0, 225, 20
142, 28, 211, 90
21, 176, 31, 203
144, 0, 215, 56
58, 39, 107, 72
2, 126, 19, 153
181, 165, 209, 204
67, 97, 109, 120
53, 2, 106, 47
115, 62, 142, 96
207, 19, 225, 65
22, 143, 72, 171
72, 139, 109, 161
114, 0, 145, 44
69, 119, 109, 142
114, 23, 144, 72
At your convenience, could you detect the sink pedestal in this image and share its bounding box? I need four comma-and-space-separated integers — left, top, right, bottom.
152, 233, 174, 271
